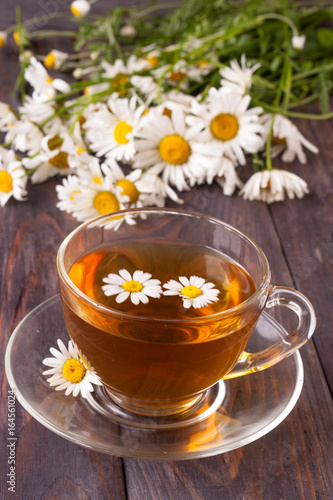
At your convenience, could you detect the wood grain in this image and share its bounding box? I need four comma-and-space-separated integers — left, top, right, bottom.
0, 1, 332, 499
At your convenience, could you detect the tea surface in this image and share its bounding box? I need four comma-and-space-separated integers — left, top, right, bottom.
69, 240, 256, 319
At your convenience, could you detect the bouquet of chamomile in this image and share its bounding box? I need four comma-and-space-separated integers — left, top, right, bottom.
0, 0, 332, 217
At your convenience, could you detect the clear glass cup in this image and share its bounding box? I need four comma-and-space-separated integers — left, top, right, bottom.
57, 208, 316, 420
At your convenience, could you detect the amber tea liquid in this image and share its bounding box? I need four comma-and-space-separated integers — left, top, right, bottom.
60, 240, 259, 411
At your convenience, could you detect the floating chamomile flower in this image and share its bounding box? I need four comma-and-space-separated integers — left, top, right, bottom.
102, 269, 163, 305
239, 169, 309, 203
188, 88, 264, 166
42, 339, 102, 398
71, 0, 91, 18
0, 147, 27, 206
163, 276, 220, 309
219, 54, 261, 96
133, 106, 221, 191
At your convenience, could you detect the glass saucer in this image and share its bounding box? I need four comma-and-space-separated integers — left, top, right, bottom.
5, 295, 303, 461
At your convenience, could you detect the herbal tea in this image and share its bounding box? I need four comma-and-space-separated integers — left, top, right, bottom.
60, 240, 259, 409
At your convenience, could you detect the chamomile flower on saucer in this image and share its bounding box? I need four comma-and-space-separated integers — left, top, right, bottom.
260, 113, 319, 164
239, 169, 309, 203
163, 276, 220, 309
84, 96, 145, 162
0, 147, 27, 206
133, 106, 221, 191
102, 269, 163, 305
188, 88, 264, 166
219, 54, 261, 96
42, 339, 102, 398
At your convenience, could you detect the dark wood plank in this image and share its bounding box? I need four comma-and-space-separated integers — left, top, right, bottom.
268, 115, 333, 394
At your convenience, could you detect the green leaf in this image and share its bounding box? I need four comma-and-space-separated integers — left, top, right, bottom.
317, 28, 333, 48
318, 72, 330, 114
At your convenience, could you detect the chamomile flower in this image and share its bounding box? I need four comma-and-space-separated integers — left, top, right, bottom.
219, 54, 261, 96
24, 57, 70, 99
261, 113, 319, 164
56, 174, 83, 214
44, 49, 69, 70
214, 157, 243, 196
102, 159, 168, 208
19, 94, 62, 135
101, 56, 147, 96
239, 169, 309, 203
133, 106, 221, 191
102, 269, 163, 305
71, 176, 128, 222
0, 147, 27, 206
0, 102, 17, 132
42, 339, 102, 398
188, 88, 264, 165
84, 96, 145, 162
0, 31, 7, 48
292, 35, 306, 51
23, 131, 76, 184
71, 0, 91, 18
5, 120, 43, 156
163, 276, 220, 309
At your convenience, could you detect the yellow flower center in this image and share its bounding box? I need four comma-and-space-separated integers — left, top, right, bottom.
114, 121, 133, 145
77, 145, 86, 155
49, 152, 69, 170
0, 35, 6, 48
272, 135, 287, 146
210, 113, 239, 141
93, 176, 103, 185
122, 280, 143, 293
84, 87, 91, 96
48, 136, 63, 151
198, 60, 209, 68
46, 77, 53, 84
0, 171, 13, 193
62, 358, 86, 383
112, 73, 129, 87
44, 53, 56, 69
181, 285, 202, 299
13, 31, 20, 46
169, 71, 186, 82
159, 134, 191, 165
93, 191, 120, 215
116, 179, 139, 203
148, 55, 159, 67
162, 107, 172, 119
71, 5, 82, 18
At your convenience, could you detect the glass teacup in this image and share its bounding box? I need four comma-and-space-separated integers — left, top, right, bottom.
57, 208, 316, 420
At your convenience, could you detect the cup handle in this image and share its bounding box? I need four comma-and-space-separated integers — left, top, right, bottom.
223, 286, 317, 379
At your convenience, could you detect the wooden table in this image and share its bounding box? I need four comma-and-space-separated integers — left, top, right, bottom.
1, 1, 332, 498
